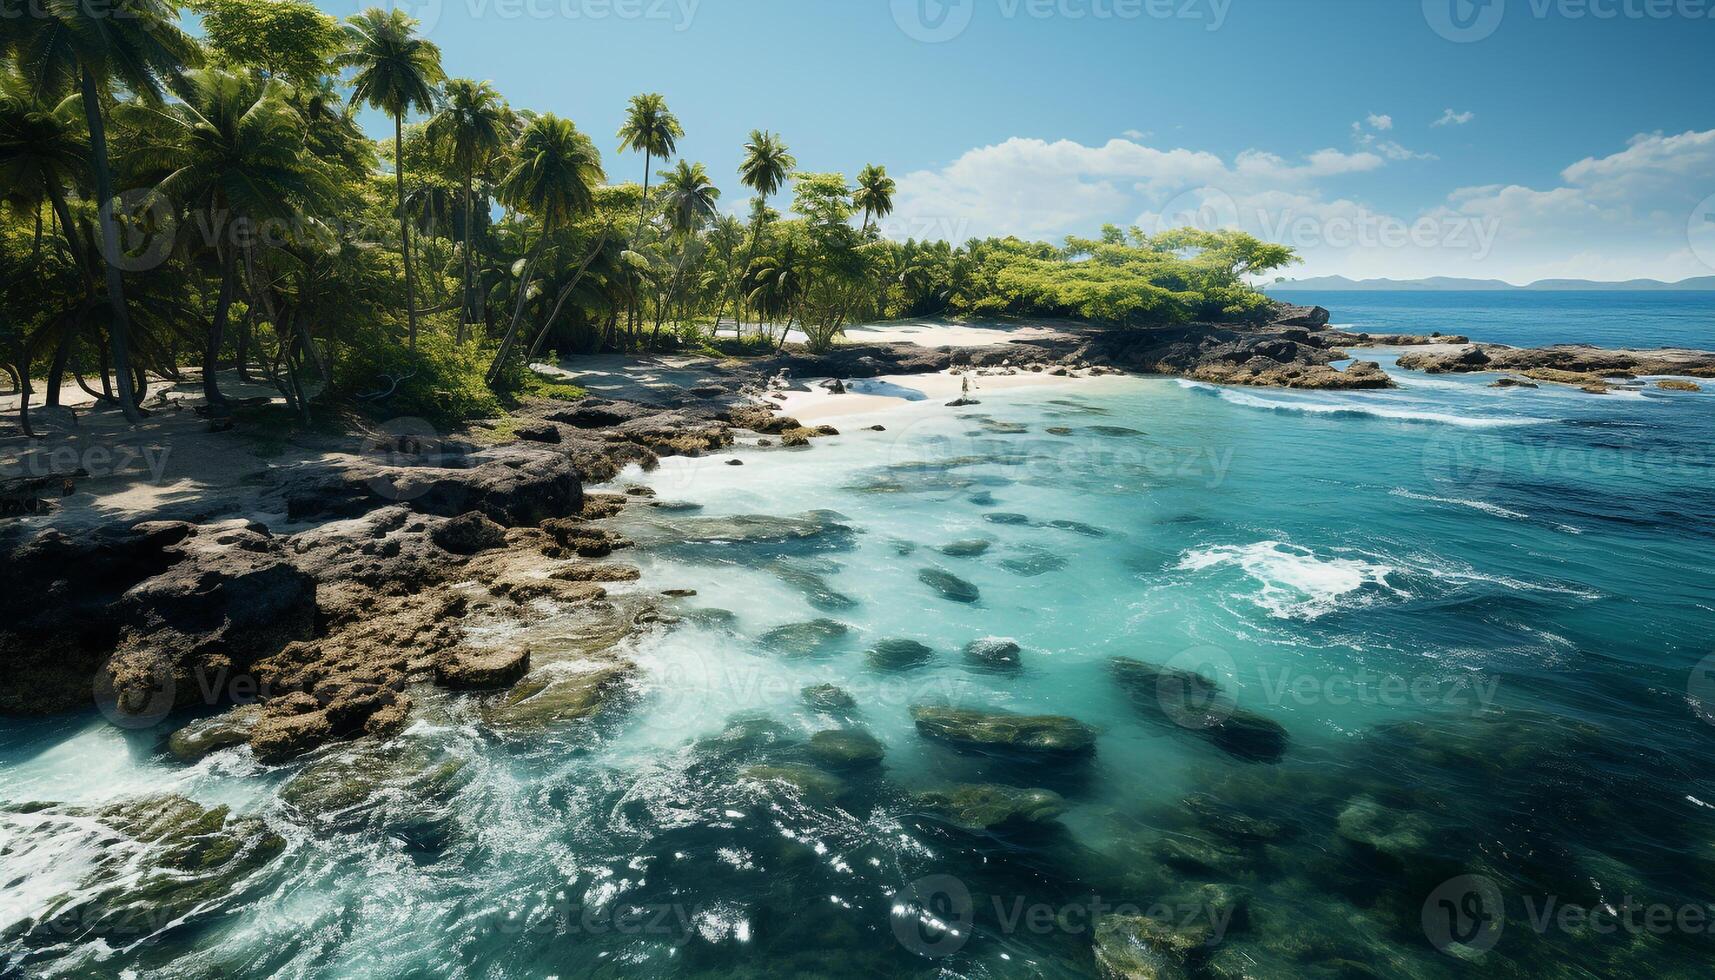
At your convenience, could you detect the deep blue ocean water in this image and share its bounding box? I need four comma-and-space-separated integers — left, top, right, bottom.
1271, 290, 1713, 350
2, 296, 1713, 977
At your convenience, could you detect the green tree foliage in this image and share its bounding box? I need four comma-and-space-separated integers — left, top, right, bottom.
0, 2, 1298, 435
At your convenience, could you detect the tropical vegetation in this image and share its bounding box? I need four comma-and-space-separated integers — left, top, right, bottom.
0, 0, 1297, 433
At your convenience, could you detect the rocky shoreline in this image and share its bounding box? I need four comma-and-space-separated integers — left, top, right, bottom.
5, 302, 1711, 766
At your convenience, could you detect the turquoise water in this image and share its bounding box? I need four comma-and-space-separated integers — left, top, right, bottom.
3, 352, 1714, 976
1270, 290, 1713, 350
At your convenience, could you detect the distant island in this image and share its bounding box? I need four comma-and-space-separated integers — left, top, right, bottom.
1268, 275, 1715, 292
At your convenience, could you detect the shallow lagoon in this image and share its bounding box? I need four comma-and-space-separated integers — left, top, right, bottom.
3, 359, 1714, 977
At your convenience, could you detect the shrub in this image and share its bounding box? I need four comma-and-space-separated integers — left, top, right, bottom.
336, 332, 507, 425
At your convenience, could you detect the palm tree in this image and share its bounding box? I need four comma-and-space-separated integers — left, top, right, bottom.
338, 7, 443, 349
654, 160, 720, 340
487, 114, 603, 383
615, 93, 681, 334
615, 92, 682, 237
11, 0, 199, 422
853, 163, 896, 237
120, 69, 329, 406
720, 129, 794, 335
425, 79, 509, 342
0, 72, 88, 279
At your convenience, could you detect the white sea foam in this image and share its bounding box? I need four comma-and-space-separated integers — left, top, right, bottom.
1176, 541, 1403, 619
1390, 488, 1530, 521
1176, 380, 1548, 428
1390, 488, 1584, 534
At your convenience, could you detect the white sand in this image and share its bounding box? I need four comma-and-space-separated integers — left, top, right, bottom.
770, 370, 1090, 424
842, 318, 1080, 347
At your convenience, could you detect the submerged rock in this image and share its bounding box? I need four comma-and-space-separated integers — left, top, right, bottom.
759, 619, 851, 657
1093, 914, 1194, 979
1084, 425, 1145, 438
938, 538, 993, 557
1109, 657, 1288, 764
741, 763, 848, 804
967, 491, 997, 506
911, 705, 1097, 757
1045, 519, 1107, 538
912, 784, 1066, 831
482, 660, 638, 730
963, 637, 1023, 671
999, 549, 1068, 577
918, 568, 981, 603
166, 704, 266, 762
1335, 795, 1432, 860
0, 796, 284, 950
985, 512, 1033, 526
801, 683, 858, 713
808, 729, 886, 769
770, 560, 859, 612
867, 638, 936, 671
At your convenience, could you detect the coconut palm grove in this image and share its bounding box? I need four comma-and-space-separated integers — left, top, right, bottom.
0, 0, 1291, 429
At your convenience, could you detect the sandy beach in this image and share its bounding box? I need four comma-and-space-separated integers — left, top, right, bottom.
768, 369, 1092, 423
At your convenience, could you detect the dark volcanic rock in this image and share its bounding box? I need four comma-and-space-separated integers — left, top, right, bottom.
271, 441, 582, 527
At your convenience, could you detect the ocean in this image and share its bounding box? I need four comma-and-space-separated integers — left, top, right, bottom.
1271, 289, 1713, 350
2, 295, 1713, 977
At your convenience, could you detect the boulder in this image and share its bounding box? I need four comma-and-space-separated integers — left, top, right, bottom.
808, 728, 886, 769
868, 638, 936, 671
759, 619, 850, 657
963, 637, 1022, 671
911, 705, 1097, 757
430, 511, 509, 554
938, 539, 993, 557
271, 441, 583, 527
1109, 657, 1287, 764
918, 568, 980, 603
166, 703, 266, 762
1270, 303, 1330, 328
802, 683, 858, 713
435, 647, 531, 690
105, 521, 317, 723
483, 660, 637, 730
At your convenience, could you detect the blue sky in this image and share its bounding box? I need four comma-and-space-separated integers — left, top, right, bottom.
307, 0, 1715, 282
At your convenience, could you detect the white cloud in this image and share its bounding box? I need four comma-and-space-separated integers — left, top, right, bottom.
1434, 108, 1475, 127
1122, 128, 1149, 140
887, 128, 1715, 282
1366, 113, 1394, 131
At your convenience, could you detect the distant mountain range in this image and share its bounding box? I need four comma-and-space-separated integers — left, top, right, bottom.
1267, 275, 1715, 292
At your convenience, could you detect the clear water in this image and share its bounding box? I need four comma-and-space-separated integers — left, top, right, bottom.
3, 351, 1714, 976
1271, 290, 1714, 350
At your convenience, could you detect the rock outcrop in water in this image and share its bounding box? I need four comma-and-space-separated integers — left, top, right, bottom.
1109, 657, 1289, 763
1395, 342, 1715, 383
912, 783, 1067, 831
0, 795, 284, 952
911, 705, 1097, 756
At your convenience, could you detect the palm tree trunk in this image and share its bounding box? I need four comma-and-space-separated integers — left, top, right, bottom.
78, 68, 140, 423
396, 115, 419, 349
459, 168, 474, 343
720, 216, 763, 339
487, 222, 551, 384
526, 226, 609, 363
204, 243, 239, 408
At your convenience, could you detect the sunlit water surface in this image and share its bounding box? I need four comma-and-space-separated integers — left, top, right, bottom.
3, 353, 1714, 978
